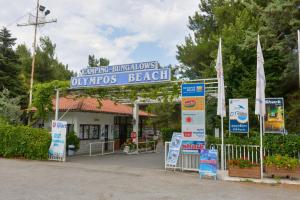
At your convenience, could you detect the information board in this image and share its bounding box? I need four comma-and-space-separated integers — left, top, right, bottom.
265, 98, 285, 133
166, 132, 182, 166
199, 149, 218, 179
229, 99, 249, 134
181, 83, 205, 154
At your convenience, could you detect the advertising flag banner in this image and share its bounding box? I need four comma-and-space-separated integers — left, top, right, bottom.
166, 132, 182, 166
199, 149, 218, 179
229, 99, 249, 134
181, 83, 205, 154
49, 121, 67, 161
265, 98, 285, 133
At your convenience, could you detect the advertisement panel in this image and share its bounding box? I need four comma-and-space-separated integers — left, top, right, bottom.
265, 98, 285, 133
166, 132, 182, 166
199, 149, 218, 179
49, 121, 67, 161
181, 83, 205, 154
229, 99, 249, 134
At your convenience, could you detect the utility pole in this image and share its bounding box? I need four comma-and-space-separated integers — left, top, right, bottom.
17, 0, 57, 124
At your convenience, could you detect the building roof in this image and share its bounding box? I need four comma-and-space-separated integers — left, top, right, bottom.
52, 97, 153, 117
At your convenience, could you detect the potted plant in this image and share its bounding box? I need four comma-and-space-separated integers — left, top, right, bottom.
265, 154, 300, 179
121, 139, 137, 154
228, 158, 261, 179
66, 131, 80, 156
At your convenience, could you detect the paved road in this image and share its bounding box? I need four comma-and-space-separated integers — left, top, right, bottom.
0, 157, 299, 200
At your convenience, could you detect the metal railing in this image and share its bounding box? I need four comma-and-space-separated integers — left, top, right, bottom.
138, 140, 157, 153
89, 140, 115, 156
166, 142, 300, 171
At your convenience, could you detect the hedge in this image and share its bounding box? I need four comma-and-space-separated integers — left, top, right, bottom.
0, 125, 51, 160
160, 127, 181, 142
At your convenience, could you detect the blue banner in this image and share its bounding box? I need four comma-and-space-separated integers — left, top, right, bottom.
199, 149, 218, 179
70, 68, 171, 89
229, 99, 249, 134
181, 83, 205, 97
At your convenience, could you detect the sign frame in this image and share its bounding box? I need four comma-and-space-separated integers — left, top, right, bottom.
264, 97, 285, 134
229, 98, 249, 135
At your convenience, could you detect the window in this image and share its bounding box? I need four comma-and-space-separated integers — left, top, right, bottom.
79, 124, 100, 140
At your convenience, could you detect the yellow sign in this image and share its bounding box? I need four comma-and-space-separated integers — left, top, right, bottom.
181, 97, 205, 111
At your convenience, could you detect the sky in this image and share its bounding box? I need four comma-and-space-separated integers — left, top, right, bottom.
0, 0, 199, 73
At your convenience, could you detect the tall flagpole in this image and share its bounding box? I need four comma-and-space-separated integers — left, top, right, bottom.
260, 116, 263, 179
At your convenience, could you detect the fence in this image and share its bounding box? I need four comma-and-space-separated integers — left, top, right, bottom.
165, 142, 296, 171
138, 140, 157, 153
89, 140, 115, 156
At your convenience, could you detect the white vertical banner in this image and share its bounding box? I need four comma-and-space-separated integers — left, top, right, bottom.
49, 120, 67, 161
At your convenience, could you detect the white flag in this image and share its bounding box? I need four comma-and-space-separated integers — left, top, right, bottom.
255, 35, 266, 116
215, 38, 226, 117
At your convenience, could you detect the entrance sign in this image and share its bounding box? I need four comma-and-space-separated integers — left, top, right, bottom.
229, 99, 249, 134
199, 149, 218, 179
70, 61, 171, 89
166, 132, 182, 166
181, 83, 205, 154
265, 98, 285, 133
49, 120, 67, 161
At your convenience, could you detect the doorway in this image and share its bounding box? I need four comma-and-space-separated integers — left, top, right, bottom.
104, 125, 109, 151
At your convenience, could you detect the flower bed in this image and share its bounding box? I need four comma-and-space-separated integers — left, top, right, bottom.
265, 155, 300, 179
228, 159, 261, 179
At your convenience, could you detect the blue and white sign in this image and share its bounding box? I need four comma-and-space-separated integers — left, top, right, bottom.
166, 132, 182, 166
229, 99, 249, 133
71, 64, 171, 88
49, 121, 67, 161
199, 149, 218, 179
181, 83, 205, 97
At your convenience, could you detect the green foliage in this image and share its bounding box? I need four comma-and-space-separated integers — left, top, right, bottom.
0, 88, 22, 124
0, 27, 26, 98
160, 127, 181, 142
0, 124, 51, 160
66, 131, 80, 151
264, 134, 300, 157
32, 80, 69, 120
265, 154, 299, 170
121, 138, 137, 151
228, 158, 259, 169
88, 54, 110, 67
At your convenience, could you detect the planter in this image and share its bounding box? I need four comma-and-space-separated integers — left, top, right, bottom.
265, 165, 300, 179
228, 166, 261, 179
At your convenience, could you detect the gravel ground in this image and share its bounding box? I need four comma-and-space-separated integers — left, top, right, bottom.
0, 154, 300, 200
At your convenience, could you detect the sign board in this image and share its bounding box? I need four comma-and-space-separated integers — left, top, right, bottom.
229, 99, 249, 134
181, 83, 205, 154
166, 132, 182, 166
70, 61, 171, 88
49, 121, 67, 161
199, 149, 218, 179
265, 98, 285, 133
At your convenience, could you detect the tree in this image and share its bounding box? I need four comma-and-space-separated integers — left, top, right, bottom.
88, 54, 110, 67
0, 88, 22, 124
0, 27, 26, 97
177, 0, 300, 133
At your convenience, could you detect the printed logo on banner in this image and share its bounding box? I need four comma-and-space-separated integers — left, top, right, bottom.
181, 83, 205, 97
229, 99, 249, 133
182, 97, 205, 111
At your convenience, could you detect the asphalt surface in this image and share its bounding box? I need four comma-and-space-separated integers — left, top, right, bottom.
0, 145, 299, 200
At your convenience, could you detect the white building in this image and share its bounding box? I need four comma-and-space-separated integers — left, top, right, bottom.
42, 97, 153, 154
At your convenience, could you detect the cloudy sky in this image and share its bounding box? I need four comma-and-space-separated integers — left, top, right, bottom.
0, 0, 199, 72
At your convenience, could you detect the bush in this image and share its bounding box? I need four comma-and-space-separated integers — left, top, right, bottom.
0, 124, 51, 160
160, 127, 180, 142
66, 131, 80, 151
265, 155, 299, 170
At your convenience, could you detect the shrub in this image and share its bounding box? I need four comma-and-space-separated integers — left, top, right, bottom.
0, 124, 51, 160
66, 131, 80, 151
265, 155, 299, 170
160, 127, 180, 142
228, 158, 259, 168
